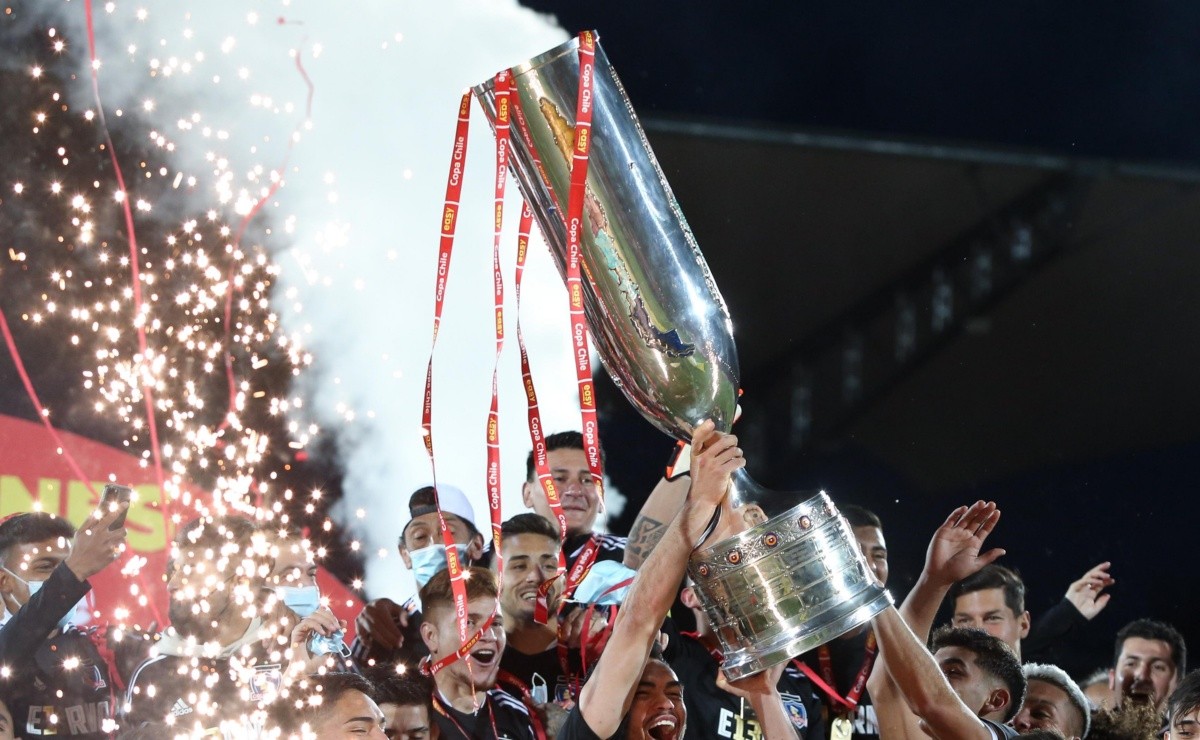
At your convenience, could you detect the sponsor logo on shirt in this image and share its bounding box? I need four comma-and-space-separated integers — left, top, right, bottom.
25, 701, 111, 735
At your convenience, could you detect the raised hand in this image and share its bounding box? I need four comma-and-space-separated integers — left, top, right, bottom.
354, 597, 407, 651
688, 420, 744, 510
716, 661, 785, 700
922, 501, 1005, 589
63, 502, 129, 581
1064, 561, 1114, 620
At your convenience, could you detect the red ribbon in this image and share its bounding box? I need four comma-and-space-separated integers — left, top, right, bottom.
563, 31, 606, 505
421, 92, 475, 654
485, 70, 513, 576
793, 631, 878, 715
513, 202, 571, 624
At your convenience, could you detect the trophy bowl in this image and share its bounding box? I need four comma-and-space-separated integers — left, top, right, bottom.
474, 32, 891, 677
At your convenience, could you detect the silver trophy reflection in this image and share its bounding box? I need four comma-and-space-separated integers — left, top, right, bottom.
474, 33, 891, 679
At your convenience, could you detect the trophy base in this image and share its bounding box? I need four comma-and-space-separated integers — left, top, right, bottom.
688, 492, 894, 680
719, 586, 892, 680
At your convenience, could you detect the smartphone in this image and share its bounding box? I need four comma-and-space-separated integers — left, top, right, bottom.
100, 484, 133, 531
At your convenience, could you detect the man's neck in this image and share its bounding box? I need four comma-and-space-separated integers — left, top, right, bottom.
436, 670, 489, 713
565, 530, 593, 546
506, 618, 557, 655
213, 612, 255, 648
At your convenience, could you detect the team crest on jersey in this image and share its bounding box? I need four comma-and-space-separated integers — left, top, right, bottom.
779, 692, 808, 730
249, 663, 284, 700
82, 664, 107, 691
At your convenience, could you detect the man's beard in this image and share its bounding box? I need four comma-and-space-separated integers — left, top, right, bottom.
169, 593, 236, 640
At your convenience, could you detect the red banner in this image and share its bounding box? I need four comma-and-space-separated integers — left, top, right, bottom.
0, 413, 362, 637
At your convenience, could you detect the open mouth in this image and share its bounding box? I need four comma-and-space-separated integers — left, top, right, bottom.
470, 648, 498, 667
520, 589, 540, 603
645, 714, 678, 740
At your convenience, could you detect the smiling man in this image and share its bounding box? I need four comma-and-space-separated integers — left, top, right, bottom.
495, 512, 604, 707
1012, 664, 1090, 740
420, 566, 534, 739
352, 485, 488, 677
522, 432, 625, 572
557, 421, 797, 740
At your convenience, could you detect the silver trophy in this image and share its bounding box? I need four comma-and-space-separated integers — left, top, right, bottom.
474, 32, 891, 679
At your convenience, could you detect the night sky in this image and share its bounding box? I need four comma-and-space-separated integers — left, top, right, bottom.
522, 2, 1200, 165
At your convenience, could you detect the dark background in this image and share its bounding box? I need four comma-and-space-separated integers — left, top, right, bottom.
518, 1, 1200, 678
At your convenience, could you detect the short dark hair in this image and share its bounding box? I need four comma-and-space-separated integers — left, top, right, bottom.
402, 486, 480, 540
500, 513, 561, 544
1168, 670, 1200, 727
172, 515, 269, 584
1014, 731, 1064, 740
419, 566, 498, 618
0, 513, 76, 567
374, 672, 433, 711
269, 672, 377, 733
1114, 618, 1187, 676
946, 563, 1026, 616
840, 504, 882, 530
930, 625, 1026, 722
525, 431, 606, 481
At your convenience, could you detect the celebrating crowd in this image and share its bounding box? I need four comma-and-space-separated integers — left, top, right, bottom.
0, 425, 1195, 740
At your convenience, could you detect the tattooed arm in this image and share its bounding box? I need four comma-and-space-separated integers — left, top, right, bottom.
623, 475, 690, 570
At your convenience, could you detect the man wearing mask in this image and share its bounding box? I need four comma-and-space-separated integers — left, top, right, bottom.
0, 508, 127, 739
352, 485, 486, 676
266, 529, 354, 673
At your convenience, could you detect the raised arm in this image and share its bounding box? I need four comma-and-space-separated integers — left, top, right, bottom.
622, 473, 690, 570
872, 606, 993, 740
899, 502, 1004, 639
579, 421, 743, 736
866, 502, 1004, 740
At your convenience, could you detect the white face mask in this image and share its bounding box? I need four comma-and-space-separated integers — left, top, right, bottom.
3, 567, 84, 631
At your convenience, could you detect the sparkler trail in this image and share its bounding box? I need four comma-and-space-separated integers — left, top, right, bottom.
3, 1, 626, 696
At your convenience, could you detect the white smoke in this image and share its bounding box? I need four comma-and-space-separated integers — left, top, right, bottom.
54, 0, 626, 602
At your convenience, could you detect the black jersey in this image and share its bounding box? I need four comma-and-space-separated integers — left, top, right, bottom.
557, 705, 607, 740
499, 642, 588, 705
666, 629, 824, 739
349, 595, 430, 678
122, 644, 282, 735
795, 628, 879, 738
564, 532, 626, 571
0, 565, 115, 739
432, 688, 535, 740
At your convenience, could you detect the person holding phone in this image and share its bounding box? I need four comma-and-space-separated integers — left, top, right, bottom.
0, 502, 129, 739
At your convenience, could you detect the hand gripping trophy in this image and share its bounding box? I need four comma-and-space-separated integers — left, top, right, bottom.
474, 32, 891, 680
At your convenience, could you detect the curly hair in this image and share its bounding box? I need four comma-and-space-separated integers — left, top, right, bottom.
1086, 700, 1162, 740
